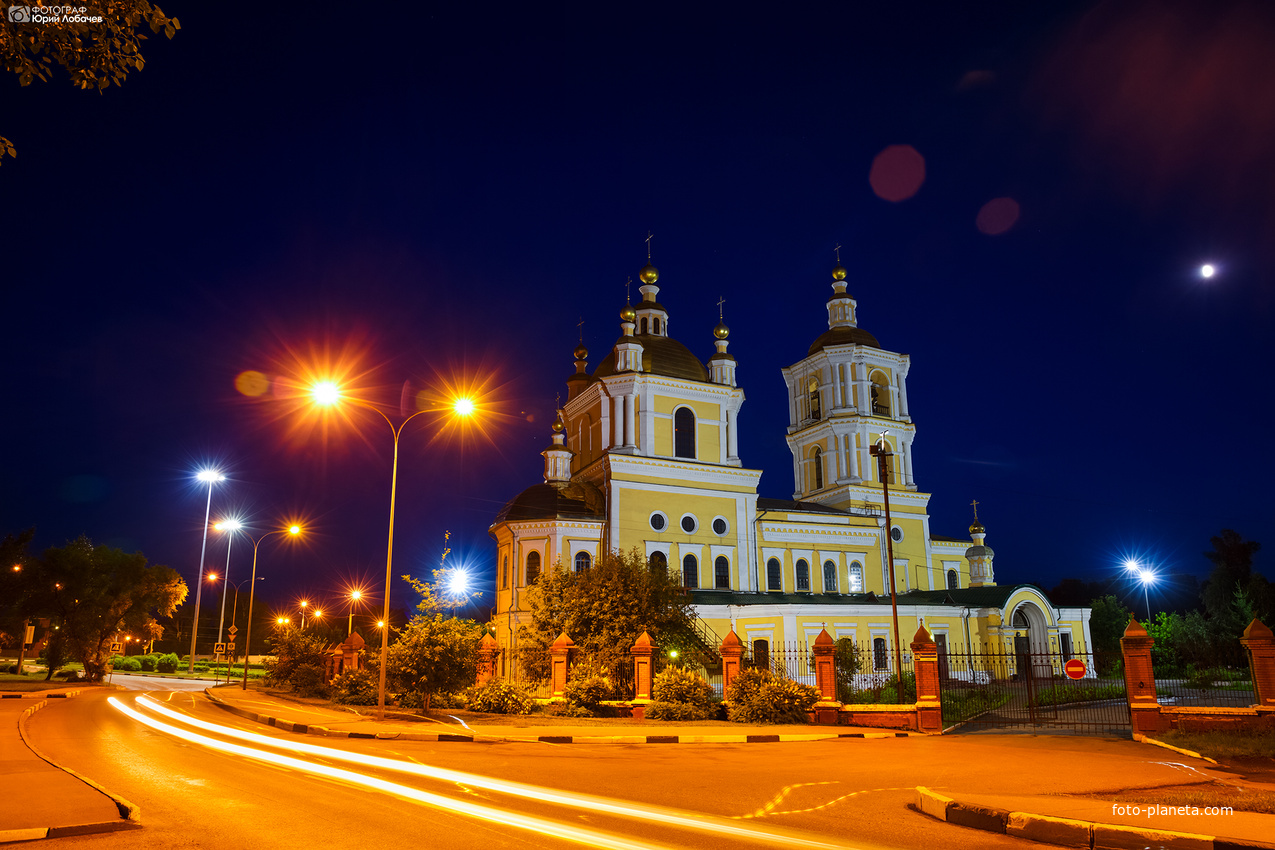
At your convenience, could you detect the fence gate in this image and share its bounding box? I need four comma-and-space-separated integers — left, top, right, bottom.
941, 647, 1130, 735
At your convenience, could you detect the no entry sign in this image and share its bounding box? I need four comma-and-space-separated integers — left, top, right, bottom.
1064, 658, 1087, 680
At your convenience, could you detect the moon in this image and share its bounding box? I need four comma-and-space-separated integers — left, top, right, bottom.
1200, 263, 1216, 278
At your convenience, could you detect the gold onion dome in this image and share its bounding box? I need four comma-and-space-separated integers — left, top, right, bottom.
639, 263, 659, 284
620, 303, 637, 322
969, 520, 986, 535
713, 322, 730, 339
832, 264, 847, 280
551, 411, 565, 432
573, 343, 588, 360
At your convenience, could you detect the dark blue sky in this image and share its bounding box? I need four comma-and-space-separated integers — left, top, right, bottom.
4, 1, 1272, 621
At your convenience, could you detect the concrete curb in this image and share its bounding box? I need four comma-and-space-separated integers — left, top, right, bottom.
1134, 732, 1220, 764
16, 693, 143, 831
914, 786, 1275, 850
202, 689, 918, 744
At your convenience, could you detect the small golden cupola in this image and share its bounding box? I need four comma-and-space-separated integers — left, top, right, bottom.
708, 297, 736, 387
565, 337, 594, 401
614, 285, 644, 373
634, 237, 669, 338
964, 500, 995, 587
542, 408, 573, 484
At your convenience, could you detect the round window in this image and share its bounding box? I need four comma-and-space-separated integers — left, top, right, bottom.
890, 526, 903, 542
680, 514, 697, 534
712, 517, 728, 535
650, 513, 667, 532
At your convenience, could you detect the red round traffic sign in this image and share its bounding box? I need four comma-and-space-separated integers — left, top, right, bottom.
1064, 658, 1087, 680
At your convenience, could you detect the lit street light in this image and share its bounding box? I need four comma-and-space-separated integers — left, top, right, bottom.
310, 380, 476, 720
299, 600, 309, 629
190, 469, 226, 672
1125, 559, 1157, 622
213, 519, 243, 653
240, 524, 302, 689
347, 589, 363, 636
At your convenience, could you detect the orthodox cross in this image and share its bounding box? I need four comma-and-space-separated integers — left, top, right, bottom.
716, 295, 726, 321
576, 316, 584, 342
835, 242, 842, 263
625, 276, 632, 303
645, 231, 654, 259
970, 499, 980, 521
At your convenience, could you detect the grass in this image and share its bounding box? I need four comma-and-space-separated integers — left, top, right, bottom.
942, 686, 1011, 724
1158, 728, 1275, 760
1035, 683, 1125, 706
1097, 785, 1275, 815
0, 673, 98, 691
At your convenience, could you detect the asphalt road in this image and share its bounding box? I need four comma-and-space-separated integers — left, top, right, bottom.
22, 686, 1224, 850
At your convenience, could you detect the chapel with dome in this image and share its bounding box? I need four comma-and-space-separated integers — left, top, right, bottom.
488, 254, 1092, 676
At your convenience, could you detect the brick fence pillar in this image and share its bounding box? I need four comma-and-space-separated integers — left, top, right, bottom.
550, 631, 575, 699
1120, 618, 1166, 734
631, 631, 655, 705
477, 632, 499, 685
340, 631, 364, 677
811, 628, 841, 725
720, 630, 744, 694
1241, 618, 1275, 708
911, 624, 942, 733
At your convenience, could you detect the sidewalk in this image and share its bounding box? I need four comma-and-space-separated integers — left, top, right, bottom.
0, 689, 139, 844
204, 685, 919, 744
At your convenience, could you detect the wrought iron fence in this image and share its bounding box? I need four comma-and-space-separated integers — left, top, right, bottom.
742, 640, 916, 705
1152, 640, 1256, 708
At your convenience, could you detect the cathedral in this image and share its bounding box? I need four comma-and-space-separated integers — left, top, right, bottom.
489, 256, 1093, 678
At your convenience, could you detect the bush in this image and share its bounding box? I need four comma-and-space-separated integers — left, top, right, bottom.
725, 668, 819, 724
646, 700, 713, 721
5, 663, 20, 674
138, 654, 158, 672
468, 679, 535, 715
265, 630, 331, 688
563, 657, 614, 715
652, 666, 714, 709
290, 663, 330, 698
330, 668, 377, 705
112, 656, 142, 672
156, 653, 179, 674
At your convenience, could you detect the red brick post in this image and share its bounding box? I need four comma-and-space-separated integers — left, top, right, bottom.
477, 632, 499, 685
1120, 618, 1166, 734
340, 631, 364, 675
811, 628, 841, 725
720, 630, 744, 693
550, 631, 575, 700
631, 631, 655, 705
1241, 619, 1275, 708
910, 624, 942, 733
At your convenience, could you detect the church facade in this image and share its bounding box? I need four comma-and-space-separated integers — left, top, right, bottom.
489, 257, 1092, 678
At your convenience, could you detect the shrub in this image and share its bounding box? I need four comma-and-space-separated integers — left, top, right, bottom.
265, 630, 331, 688
725, 668, 819, 724
290, 663, 330, 698
652, 666, 714, 709
646, 700, 713, 721
384, 615, 483, 711
563, 657, 613, 715
156, 653, 180, 673
138, 654, 158, 672
330, 668, 377, 705
112, 656, 142, 672
5, 663, 20, 674
468, 679, 535, 715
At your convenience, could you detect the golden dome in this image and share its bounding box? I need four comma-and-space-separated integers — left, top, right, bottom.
713, 322, 730, 339
620, 303, 637, 322
832, 264, 847, 281
573, 343, 588, 360
551, 411, 565, 433
639, 263, 659, 284
969, 520, 986, 535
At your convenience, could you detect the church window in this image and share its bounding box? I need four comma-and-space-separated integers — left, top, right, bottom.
808, 375, 821, 420
653, 317, 661, 335
574, 551, 591, 572
1061, 633, 1073, 662
680, 514, 697, 534
848, 561, 864, 592
650, 512, 667, 532
890, 526, 903, 542
674, 407, 695, 459
640, 317, 648, 334
947, 568, 959, 590
753, 639, 770, 671
649, 550, 667, 573
682, 553, 698, 588
501, 556, 508, 589
812, 447, 824, 490
870, 371, 891, 417
795, 559, 810, 591
766, 558, 782, 591
873, 637, 888, 671
823, 560, 837, 593
714, 556, 730, 588
712, 517, 728, 535
525, 551, 541, 586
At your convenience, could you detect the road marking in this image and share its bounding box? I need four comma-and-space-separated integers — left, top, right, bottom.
737, 785, 913, 819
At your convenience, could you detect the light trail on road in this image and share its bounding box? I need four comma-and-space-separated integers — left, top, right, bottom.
119, 694, 861, 850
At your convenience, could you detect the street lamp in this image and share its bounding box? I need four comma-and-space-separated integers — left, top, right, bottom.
310, 381, 476, 720
1125, 560, 1156, 622
868, 433, 905, 680
189, 469, 227, 672
299, 600, 309, 629
213, 519, 242, 652
347, 589, 363, 636
240, 524, 302, 689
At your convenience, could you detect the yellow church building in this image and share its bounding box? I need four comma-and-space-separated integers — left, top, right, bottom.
489, 256, 1093, 679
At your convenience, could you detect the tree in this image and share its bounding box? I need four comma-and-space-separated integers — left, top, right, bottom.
17, 536, 186, 681
516, 548, 695, 681
0, 2, 180, 165
1088, 594, 1132, 655
1201, 529, 1267, 621
385, 614, 483, 710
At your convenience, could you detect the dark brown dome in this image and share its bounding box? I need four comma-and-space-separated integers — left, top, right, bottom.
593, 334, 709, 382
807, 326, 880, 356
494, 481, 605, 524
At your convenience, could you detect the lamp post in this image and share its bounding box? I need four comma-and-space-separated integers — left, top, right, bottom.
189, 469, 226, 673
298, 600, 309, 630
241, 525, 302, 690
869, 433, 905, 680
310, 381, 475, 720
213, 519, 242, 651
1126, 560, 1156, 622
347, 589, 362, 636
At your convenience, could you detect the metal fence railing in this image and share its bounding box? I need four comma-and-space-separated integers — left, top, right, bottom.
1152, 641, 1256, 708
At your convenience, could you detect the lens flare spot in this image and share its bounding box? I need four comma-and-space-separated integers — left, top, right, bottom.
869, 144, 926, 202
234, 370, 270, 397
976, 197, 1021, 235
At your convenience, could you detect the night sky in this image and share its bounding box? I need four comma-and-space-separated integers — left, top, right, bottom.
4, 2, 1273, 624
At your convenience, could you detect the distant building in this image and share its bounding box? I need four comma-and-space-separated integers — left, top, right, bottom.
489, 256, 1091, 676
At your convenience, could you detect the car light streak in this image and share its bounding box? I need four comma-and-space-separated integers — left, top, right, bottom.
111, 697, 669, 850
128, 695, 854, 850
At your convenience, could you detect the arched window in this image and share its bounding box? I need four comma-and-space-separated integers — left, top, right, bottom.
682, 553, 698, 588
947, 568, 959, 590
714, 556, 730, 588
674, 407, 696, 459
653, 317, 661, 335
823, 560, 837, 593
574, 551, 591, 573
848, 561, 864, 592
753, 639, 770, 671
808, 375, 821, 420
640, 317, 648, 334
873, 637, 888, 671
767, 558, 782, 591
795, 559, 810, 591
501, 556, 509, 589
812, 447, 824, 490
525, 551, 541, 585
649, 550, 667, 573
870, 370, 891, 417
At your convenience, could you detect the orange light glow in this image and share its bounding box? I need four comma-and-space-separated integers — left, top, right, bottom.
207, 573, 218, 582
453, 396, 475, 417
289, 525, 301, 535
311, 381, 341, 405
